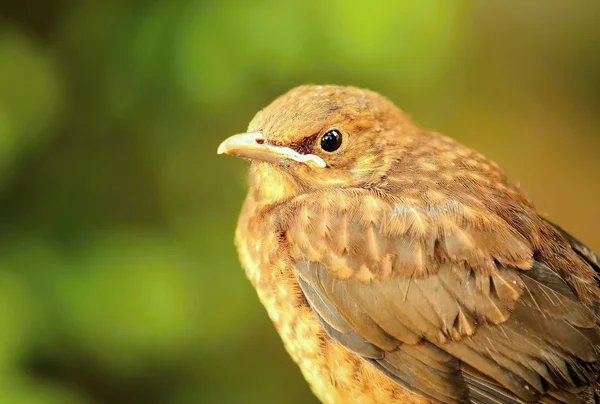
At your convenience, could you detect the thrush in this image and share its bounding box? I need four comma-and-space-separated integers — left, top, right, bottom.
217, 85, 600, 404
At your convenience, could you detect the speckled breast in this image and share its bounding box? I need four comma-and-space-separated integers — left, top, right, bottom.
234, 195, 426, 404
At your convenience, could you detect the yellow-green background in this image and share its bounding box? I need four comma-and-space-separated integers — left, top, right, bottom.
0, 1, 599, 403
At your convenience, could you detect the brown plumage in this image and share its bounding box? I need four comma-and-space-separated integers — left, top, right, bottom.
217, 85, 600, 404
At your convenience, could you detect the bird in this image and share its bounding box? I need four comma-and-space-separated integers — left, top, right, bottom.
217, 85, 600, 404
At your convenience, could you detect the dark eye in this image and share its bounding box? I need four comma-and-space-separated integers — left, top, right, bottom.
320, 130, 342, 152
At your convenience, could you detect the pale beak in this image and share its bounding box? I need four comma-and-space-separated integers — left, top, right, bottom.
217, 131, 326, 168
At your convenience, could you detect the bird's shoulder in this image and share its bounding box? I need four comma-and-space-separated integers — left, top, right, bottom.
274, 131, 599, 298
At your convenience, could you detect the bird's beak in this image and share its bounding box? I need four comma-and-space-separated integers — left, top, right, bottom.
217, 131, 326, 168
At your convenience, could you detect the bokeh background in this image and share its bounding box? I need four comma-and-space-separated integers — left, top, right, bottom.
0, 1, 599, 403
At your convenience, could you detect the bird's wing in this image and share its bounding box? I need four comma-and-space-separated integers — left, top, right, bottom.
543, 219, 600, 275
281, 190, 600, 404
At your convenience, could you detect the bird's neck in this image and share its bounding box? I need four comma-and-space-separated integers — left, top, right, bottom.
248, 162, 303, 206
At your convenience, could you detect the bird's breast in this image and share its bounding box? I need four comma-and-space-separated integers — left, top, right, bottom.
234, 196, 426, 404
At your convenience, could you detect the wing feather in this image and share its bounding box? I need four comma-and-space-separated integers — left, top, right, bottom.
280, 190, 600, 403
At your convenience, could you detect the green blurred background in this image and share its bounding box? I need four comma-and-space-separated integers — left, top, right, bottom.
0, 1, 599, 403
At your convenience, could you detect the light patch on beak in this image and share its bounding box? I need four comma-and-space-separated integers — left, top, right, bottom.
217, 131, 326, 168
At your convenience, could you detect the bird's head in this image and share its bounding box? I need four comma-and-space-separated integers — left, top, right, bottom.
218, 85, 419, 202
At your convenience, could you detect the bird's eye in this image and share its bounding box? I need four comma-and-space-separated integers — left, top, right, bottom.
320, 130, 342, 152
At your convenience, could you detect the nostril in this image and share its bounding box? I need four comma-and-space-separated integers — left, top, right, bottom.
256, 138, 265, 145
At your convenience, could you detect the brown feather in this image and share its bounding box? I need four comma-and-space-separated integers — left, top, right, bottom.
226, 85, 600, 404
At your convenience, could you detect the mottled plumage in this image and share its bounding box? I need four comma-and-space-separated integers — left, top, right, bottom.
218, 85, 600, 403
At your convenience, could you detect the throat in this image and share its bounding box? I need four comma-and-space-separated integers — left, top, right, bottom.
250, 162, 302, 205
